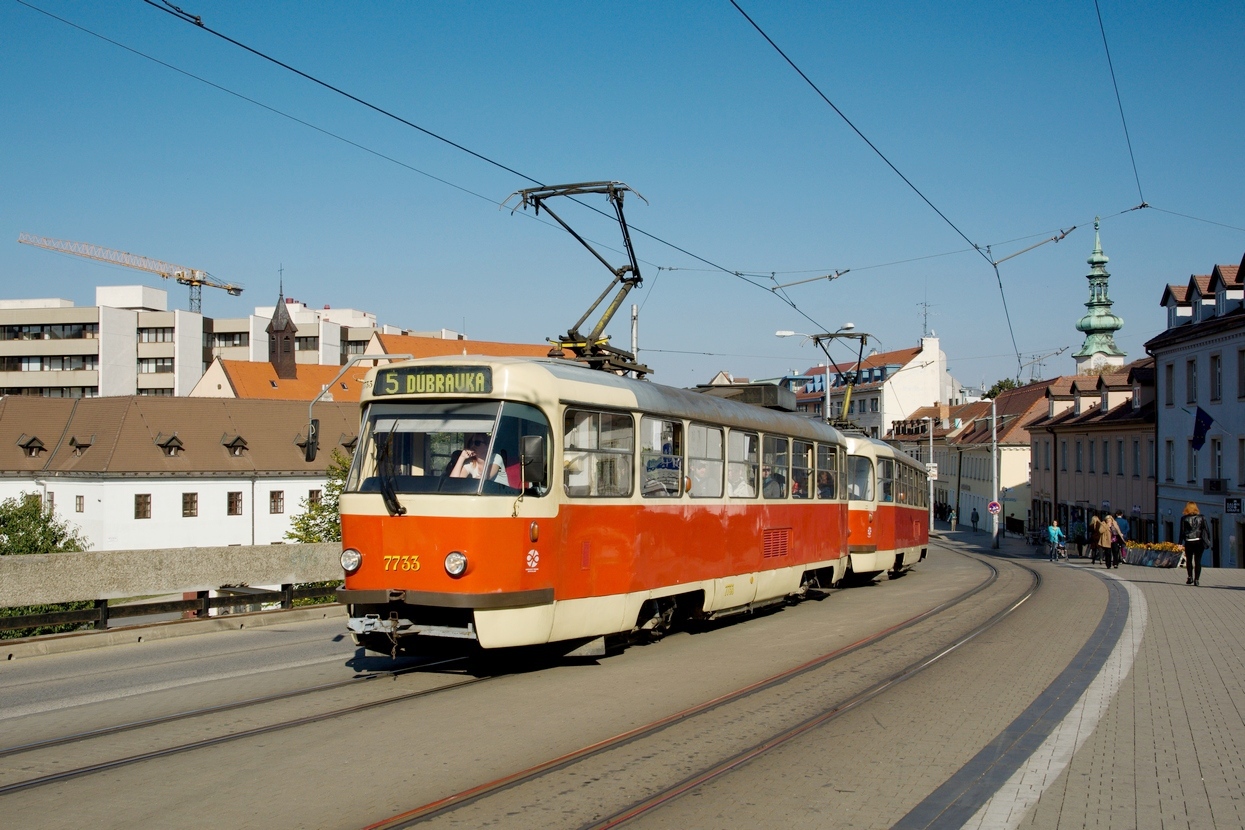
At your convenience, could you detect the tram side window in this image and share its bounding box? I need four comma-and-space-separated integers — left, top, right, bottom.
564, 409, 634, 497
847, 455, 873, 501
640, 416, 682, 497
727, 430, 758, 498
688, 423, 724, 498
816, 444, 839, 499
791, 441, 813, 498
762, 436, 789, 499
878, 459, 895, 502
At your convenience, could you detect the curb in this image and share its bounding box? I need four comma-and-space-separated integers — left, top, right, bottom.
3, 604, 348, 662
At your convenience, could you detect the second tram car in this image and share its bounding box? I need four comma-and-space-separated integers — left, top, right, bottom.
844, 434, 929, 582
336, 355, 853, 653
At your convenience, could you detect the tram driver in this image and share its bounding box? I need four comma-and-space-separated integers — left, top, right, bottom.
447, 433, 508, 484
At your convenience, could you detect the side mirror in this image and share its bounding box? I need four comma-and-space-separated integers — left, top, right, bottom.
304, 419, 320, 463
520, 434, 546, 486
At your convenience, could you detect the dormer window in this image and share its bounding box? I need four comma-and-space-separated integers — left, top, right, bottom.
1132, 384, 1140, 411
222, 434, 248, 457
68, 435, 94, 456
156, 433, 184, 457
341, 435, 358, 453
17, 434, 45, 458
1101, 392, 1109, 412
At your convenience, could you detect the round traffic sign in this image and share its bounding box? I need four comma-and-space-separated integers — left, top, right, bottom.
987, 501, 1001, 515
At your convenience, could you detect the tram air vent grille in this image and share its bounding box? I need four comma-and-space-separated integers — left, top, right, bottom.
763, 528, 791, 558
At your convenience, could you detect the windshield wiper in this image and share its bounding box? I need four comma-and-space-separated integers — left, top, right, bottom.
376, 423, 406, 516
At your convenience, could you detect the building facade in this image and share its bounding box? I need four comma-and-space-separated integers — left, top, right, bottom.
1146, 256, 1245, 567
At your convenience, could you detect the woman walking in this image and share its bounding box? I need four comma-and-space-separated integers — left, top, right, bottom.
1180, 502, 1210, 586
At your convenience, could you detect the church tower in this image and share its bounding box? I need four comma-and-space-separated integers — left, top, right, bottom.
267, 284, 298, 380
1073, 219, 1126, 374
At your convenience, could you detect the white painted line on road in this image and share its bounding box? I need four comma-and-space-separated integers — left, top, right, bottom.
962, 574, 1147, 829
0, 653, 351, 722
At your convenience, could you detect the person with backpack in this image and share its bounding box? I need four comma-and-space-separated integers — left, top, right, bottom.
1181, 502, 1210, 586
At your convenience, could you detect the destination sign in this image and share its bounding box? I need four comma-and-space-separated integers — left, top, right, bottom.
375, 366, 492, 396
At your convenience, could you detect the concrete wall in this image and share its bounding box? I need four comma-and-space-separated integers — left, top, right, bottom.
0, 542, 340, 607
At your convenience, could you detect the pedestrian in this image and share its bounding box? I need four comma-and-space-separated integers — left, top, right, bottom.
1047, 519, 1066, 561
948, 508, 957, 528
971, 508, 980, 532
1088, 514, 1103, 563
1180, 502, 1210, 586
1113, 510, 1131, 566
1101, 512, 1123, 569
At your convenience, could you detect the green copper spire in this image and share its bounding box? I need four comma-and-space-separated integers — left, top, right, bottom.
1073, 219, 1125, 373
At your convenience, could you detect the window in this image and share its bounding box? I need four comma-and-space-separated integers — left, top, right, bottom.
640, 417, 683, 498
1060, 441, 1067, 471
727, 431, 759, 498
1165, 440, 1175, 481
269, 490, 285, 514
1186, 359, 1197, 403
138, 357, 175, 374
1239, 349, 1245, 399
75, 494, 84, 513
870, 397, 878, 413
1239, 439, 1245, 486
1165, 363, 1174, 405
295, 336, 319, 352
790, 440, 814, 499
1102, 440, 1109, 475
183, 492, 198, 517
228, 491, 243, 516
1075, 440, 1083, 472
212, 331, 249, 348
1147, 439, 1155, 479
44, 492, 54, 513
308, 489, 322, 506
1211, 439, 1222, 479
135, 493, 151, 519
1187, 441, 1198, 483
1044, 440, 1050, 471
815, 443, 840, 499
1117, 440, 1125, 476
688, 424, 724, 498
1210, 354, 1222, 401
1132, 440, 1140, 478
138, 327, 174, 343
1087, 440, 1095, 473
878, 458, 896, 502
564, 410, 634, 498
761, 435, 789, 499
848, 455, 874, 501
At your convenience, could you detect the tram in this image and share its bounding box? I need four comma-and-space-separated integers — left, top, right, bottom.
844, 434, 930, 582
334, 355, 853, 653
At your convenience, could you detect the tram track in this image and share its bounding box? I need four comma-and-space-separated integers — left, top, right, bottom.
0, 654, 479, 796
363, 544, 1040, 829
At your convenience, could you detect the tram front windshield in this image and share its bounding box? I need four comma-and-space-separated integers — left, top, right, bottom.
346, 401, 551, 496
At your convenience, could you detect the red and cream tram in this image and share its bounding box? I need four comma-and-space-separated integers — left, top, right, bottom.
844, 434, 929, 582
335, 355, 852, 653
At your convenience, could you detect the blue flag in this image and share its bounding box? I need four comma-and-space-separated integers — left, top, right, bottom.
1192, 406, 1214, 451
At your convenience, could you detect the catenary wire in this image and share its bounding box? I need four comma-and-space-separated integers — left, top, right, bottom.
1094, 0, 1146, 206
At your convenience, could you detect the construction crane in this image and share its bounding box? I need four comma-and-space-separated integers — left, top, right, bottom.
17, 233, 243, 313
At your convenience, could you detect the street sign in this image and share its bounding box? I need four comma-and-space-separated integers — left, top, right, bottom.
1228, 497, 1243, 515
926, 462, 938, 480
987, 501, 1001, 515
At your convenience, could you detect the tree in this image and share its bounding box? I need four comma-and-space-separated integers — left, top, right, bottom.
0, 493, 89, 555
983, 378, 1018, 399
1, 493, 91, 639
286, 448, 351, 543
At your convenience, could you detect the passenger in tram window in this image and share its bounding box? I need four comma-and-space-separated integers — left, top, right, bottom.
689, 457, 722, 497
447, 433, 507, 484
816, 470, 835, 499
727, 463, 755, 497
762, 465, 786, 499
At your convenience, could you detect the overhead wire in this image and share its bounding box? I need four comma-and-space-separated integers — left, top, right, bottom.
1094, 0, 1146, 207
727, 0, 1024, 377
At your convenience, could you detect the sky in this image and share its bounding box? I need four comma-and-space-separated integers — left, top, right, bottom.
2, 1, 1243, 392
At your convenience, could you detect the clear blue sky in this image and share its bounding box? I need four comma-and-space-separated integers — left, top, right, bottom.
3, 1, 1242, 391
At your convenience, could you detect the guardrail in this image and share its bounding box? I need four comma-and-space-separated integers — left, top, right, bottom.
1, 542, 342, 634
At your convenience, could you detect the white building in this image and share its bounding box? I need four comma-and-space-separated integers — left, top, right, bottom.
0, 395, 357, 551
1146, 256, 1245, 566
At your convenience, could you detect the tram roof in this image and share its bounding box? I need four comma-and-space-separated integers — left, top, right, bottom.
364, 355, 846, 444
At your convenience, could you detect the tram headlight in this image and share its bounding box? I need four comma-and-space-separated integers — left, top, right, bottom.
444, 550, 468, 577
340, 548, 363, 574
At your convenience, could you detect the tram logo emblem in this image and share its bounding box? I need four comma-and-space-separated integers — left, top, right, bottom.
526, 549, 540, 572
